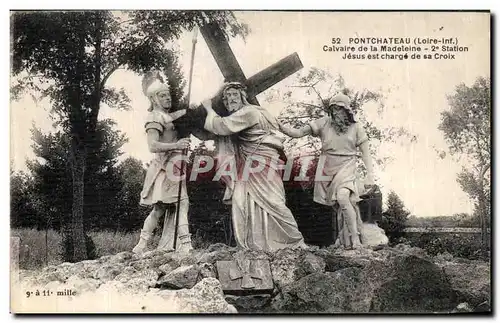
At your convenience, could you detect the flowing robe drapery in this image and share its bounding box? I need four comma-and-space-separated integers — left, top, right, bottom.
204, 104, 306, 251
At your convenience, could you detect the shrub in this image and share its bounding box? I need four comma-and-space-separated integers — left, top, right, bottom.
405, 232, 490, 260
379, 191, 410, 243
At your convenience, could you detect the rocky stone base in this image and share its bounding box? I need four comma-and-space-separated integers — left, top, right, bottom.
12, 243, 490, 314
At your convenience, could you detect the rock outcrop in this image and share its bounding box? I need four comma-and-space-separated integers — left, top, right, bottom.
12, 244, 490, 314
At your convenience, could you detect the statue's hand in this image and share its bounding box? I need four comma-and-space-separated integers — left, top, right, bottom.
276, 119, 284, 129
276, 119, 290, 133
175, 137, 191, 150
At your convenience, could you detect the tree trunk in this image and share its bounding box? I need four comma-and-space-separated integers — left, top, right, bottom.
478, 163, 490, 249
478, 189, 487, 248
71, 144, 87, 262
478, 182, 487, 248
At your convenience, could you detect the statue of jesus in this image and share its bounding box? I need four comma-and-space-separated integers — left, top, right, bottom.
199, 82, 307, 252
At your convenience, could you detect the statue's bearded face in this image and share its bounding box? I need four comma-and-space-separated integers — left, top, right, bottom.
328, 104, 352, 133
224, 88, 244, 112
329, 104, 349, 123
156, 90, 172, 110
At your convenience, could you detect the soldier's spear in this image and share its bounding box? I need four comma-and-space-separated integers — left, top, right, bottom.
173, 27, 198, 250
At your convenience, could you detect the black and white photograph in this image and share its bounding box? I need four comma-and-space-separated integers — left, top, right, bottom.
9, 9, 491, 314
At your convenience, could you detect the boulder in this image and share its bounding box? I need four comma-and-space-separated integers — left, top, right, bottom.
273, 246, 462, 313
270, 248, 325, 291
155, 278, 238, 313
93, 263, 125, 282
226, 294, 272, 313
195, 244, 238, 264
65, 274, 100, 294
158, 263, 174, 275
272, 268, 362, 313
361, 223, 389, 247
439, 259, 490, 307
207, 243, 237, 253
170, 251, 197, 267
452, 302, 473, 313
323, 248, 376, 272
434, 252, 454, 263
269, 248, 303, 290
116, 268, 160, 293
293, 252, 326, 280
108, 251, 134, 264
156, 265, 200, 289
474, 300, 491, 313
198, 263, 217, 279
367, 254, 460, 313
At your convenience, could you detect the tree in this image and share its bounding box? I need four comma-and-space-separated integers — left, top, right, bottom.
26, 120, 127, 259
10, 170, 39, 228
379, 191, 410, 243
115, 157, 148, 232
438, 76, 491, 246
11, 10, 248, 261
82, 119, 127, 232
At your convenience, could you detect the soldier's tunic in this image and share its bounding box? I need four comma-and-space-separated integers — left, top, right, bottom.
140, 109, 189, 249
309, 116, 368, 247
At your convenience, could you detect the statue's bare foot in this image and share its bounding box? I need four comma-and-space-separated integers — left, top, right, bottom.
133, 230, 152, 254
175, 246, 193, 255
351, 243, 363, 250
132, 244, 148, 254
176, 234, 194, 254
291, 240, 309, 250
350, 234, 363, 250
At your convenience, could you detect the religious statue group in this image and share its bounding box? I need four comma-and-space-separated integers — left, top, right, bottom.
132, 73, 378, 255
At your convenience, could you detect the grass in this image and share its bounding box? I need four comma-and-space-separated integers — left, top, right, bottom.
89, 230, 141, 258
10, 227, 207, 270
11, 228, 64, 270
11, 228, 143, 270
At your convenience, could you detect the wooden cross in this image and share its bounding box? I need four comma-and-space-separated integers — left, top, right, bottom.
177, 22, 304, 136
200, 22, 303, 107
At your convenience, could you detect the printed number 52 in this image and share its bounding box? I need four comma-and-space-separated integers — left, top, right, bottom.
331, 38, 341, 44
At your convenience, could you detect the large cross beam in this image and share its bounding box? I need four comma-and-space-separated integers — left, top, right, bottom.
177, 22, 303, 137
199, 22, 303, 107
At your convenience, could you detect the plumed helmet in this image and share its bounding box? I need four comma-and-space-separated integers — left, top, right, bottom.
142, 70, 170, 98
145, 79, 170, 97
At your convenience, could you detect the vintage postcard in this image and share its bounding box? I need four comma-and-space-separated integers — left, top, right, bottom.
9, 10, 491, 314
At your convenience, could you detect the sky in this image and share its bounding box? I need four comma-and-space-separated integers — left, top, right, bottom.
9, 11, 490, 218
